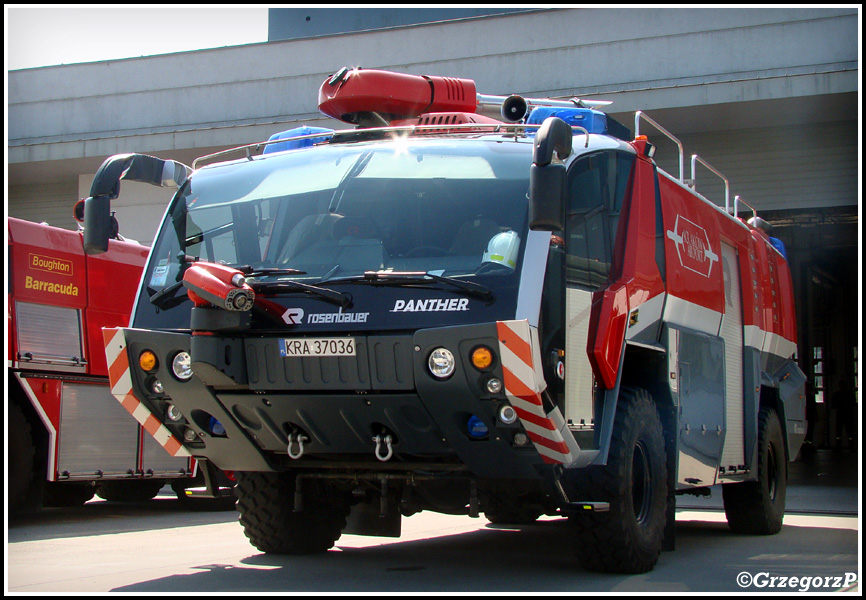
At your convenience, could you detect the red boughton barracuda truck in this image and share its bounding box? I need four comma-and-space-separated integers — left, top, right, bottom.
82, 67, 805, 573
8, 214, 232, 511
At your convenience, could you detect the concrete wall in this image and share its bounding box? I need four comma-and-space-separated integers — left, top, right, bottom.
8, 7, 859, 244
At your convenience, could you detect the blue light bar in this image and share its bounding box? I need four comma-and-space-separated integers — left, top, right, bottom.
263, 126, 335, 154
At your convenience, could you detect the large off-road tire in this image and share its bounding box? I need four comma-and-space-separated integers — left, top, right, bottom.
97, 480, 165, 502
569, 387, 668, 573
9, 402, 37, 513
722, 407, 787, 534
235, 471, 351, 554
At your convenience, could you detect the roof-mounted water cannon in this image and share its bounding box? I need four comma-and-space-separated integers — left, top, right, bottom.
317, 67, 613, 127
83, 153, 192, 255
318, 67, 478, 127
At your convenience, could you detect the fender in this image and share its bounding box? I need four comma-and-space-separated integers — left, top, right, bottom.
588, 283, 630, 390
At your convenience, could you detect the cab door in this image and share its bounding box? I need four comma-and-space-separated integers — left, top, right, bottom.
562, 150, 636, 438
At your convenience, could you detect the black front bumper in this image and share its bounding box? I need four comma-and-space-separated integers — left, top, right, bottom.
122, 324, 544, 479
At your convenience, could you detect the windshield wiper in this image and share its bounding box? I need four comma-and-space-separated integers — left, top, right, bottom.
248, 279, 351, 309
237, 266, 307, 278
148, 280, 188, 309
325, 271, 494, 302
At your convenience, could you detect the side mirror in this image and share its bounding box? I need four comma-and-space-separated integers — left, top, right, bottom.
529, 163, 566, 231
529, 117, 573, 231
81, 153, 192, 255
83, 195, 112, 254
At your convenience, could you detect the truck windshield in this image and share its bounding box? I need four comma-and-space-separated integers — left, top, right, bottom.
140, 137, 533, 326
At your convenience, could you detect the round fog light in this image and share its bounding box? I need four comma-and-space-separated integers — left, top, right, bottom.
428, 347, 455, 379
513, 431, 530, 447
151, 378, 164, 394
166, 404, 184, 422
172, 351, 193, 381
486, 377, 503, 394
499, 404, 518, 424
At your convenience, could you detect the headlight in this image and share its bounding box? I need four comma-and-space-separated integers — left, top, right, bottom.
428, 347, 455, 379
171, 351, 193, 381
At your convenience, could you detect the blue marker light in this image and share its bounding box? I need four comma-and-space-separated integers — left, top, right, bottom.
467, 415, 489, 439
208, 416, 226, 437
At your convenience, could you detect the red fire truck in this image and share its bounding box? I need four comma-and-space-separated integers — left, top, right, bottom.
8, 212, 231, 511
81, 68, 806, 572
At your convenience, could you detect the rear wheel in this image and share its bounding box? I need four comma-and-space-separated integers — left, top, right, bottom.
97, 480, 165, 502
722, 407, 787, 534
43, 482, 96, 507
569, 387, 668, 573
235, 471, 351, 554
9, 402, 37, 513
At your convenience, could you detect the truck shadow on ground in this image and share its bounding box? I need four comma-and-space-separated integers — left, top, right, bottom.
8, 497, 238, 542
110, 517, 859, 593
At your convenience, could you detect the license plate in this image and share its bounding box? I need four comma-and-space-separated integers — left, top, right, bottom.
279, 337, 356, 357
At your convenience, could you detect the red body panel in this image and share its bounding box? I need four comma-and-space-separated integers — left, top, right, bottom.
658, 175, 726, 317
8, 217, 147, 377
8, 218, 88, 311
587, 147, 798, 388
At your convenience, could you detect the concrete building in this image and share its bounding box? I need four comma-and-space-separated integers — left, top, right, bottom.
8, 8, 859, 448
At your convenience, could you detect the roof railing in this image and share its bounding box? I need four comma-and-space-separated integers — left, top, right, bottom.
192, 123, 590, 169
634, 110, 684, 182
691, 154, 730, 213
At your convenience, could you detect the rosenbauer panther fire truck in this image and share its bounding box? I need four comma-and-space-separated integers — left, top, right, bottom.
8, 210, 232, 512
82, 67, 806, 573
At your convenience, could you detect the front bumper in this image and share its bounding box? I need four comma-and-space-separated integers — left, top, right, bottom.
105, 323, 550, 479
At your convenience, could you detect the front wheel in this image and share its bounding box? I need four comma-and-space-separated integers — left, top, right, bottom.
235, 471, 350, 554
722, 407, 787, 534
568, 387, 668, 573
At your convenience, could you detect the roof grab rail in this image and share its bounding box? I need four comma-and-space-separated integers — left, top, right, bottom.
634, 111, 684, 182
691, 154, 730, 213
734, 195, 758, 220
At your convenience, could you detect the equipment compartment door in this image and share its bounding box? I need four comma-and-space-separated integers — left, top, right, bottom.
57, 383, 139, 477
719, 243, 745, 471
670, 327, 726, 488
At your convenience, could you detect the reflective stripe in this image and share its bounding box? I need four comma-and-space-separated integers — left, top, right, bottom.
496, 320, 580, 466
